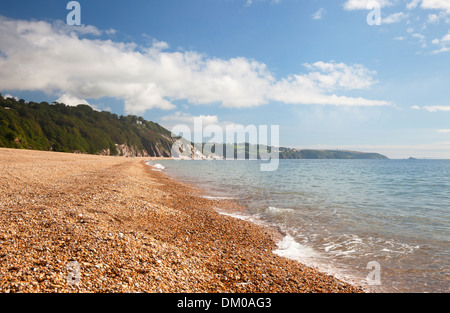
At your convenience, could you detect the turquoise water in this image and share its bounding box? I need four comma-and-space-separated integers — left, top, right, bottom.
148, 159, 449, 293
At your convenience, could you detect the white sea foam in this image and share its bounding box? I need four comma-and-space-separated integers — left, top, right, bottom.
215, 209, 266, 226
322, 234, 419, 258
202, 196, 235, 200
266, 206, 294, 214
216, 209, 362, 289
273, 235, 318, 260
217, 211, 252, 221
273, 235, 364, 288
146, 162, 165, 169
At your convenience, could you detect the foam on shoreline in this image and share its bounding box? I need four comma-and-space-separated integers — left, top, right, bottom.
145, 161, 166, 171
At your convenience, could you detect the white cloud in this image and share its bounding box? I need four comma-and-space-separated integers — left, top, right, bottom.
427, 13, 440, 23
3, 94, 19, 101
342, 0, 450, 53
412, 33, 425, 40
343, 0, 393, 10
312, 8, 326, 20
54, 94, 110, 111
49, 20, 115, 37
421, 0, 450, 13
344, 0, 450, 26
412, 32, 427, 47
405, 0, 450, 13
411, 105, 450, 112
441, 33, 450, 42
431, 31, 450, 53
406, 0, 421, 10
304, 61, 378, 90
426, 10, 450, 23
431, 33, 447, 45
432, 46, 450, 53
382, 12, 409, 24
437, 129, 450, 133
55, 94, 90, 107
267, 61, 391, 107
424, 105, 450, 112
245, 0, 281, 7
0, 16, 271, 113
0, 16, 391, 115
160, 112, 253, 144
161, 111, 219, 126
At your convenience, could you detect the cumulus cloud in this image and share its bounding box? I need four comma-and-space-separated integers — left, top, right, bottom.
343, 0, 393, 10
427, 11, 450, 23
160, 112, 252, 144
54, 94, 110, 111
431, 31, 450, 53
407, 0, 450, 17
0, 16, 390, 114
55, 94, 90, 107
268, 61, 390, 107
420, 0, 450, 13
3, 94, 19, 101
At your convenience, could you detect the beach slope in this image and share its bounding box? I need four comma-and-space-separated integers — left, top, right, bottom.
0, 148, 362, 293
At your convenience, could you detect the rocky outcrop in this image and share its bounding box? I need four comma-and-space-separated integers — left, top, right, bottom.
114, 144, 149, 157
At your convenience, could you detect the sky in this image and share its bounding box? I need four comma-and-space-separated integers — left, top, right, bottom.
1, 0, 450, 158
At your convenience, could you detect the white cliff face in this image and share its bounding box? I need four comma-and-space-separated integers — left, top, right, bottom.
192, 148, 205, 159
170, 139, 204, 159
170, 140, 189, 159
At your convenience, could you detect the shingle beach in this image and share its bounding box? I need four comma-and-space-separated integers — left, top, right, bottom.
0, 148, 363, 293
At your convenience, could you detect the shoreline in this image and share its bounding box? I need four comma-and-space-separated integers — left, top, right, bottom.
0, 148, 363, 293
147, 159, 372, 292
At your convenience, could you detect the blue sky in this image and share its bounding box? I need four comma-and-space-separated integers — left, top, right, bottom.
1, 0, 450, 158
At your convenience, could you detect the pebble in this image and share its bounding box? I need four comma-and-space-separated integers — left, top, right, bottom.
0, 148, 364, 293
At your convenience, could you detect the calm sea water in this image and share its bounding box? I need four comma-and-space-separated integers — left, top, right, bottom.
148, 159, 449, 293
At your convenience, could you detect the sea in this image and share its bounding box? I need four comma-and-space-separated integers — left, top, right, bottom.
147, 159, 449, 293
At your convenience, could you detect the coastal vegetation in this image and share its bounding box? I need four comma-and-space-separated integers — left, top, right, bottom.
0, 94, 388, 159
278, 147, 388, 159
0, 94, 173, 157
198, 143, 388, 160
